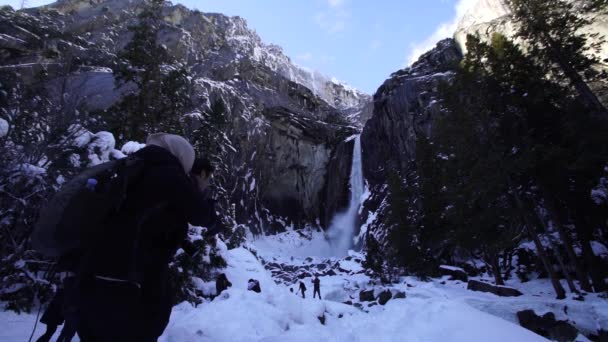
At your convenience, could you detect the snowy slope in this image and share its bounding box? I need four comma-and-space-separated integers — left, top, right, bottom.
160, 246, 549, 342
1, 244, 549, 342
6, 230, 608, 341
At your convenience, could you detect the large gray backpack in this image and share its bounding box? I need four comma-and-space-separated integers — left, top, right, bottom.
32, 156, 144, 258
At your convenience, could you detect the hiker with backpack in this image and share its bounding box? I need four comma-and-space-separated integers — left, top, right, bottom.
33, 133, 219, 341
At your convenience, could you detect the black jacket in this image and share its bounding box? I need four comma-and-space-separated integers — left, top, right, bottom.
78, 145, 218, 341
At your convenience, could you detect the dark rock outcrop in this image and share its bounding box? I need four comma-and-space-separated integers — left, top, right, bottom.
467, 280, 523, 297
359, 38, 462, 244
361, 38, 461, 186
359, 289, 375, 302
517, 310, 579, 342
393, 291, 406, 299
377, 290, 392, 305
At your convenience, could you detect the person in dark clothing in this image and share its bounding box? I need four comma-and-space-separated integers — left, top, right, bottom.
248, 279, 261, 293
37, 288, 64, 342
190, 157, 218, 234
71, 133, 219, 341
298, 281, 307, 298
37, 282, 79, 342
312, 276, 321, 299
216, 273, 232, 295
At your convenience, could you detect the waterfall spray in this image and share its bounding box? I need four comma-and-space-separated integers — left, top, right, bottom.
327, 135, 364, 256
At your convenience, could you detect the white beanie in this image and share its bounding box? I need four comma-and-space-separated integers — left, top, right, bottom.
146, 133, 195, 173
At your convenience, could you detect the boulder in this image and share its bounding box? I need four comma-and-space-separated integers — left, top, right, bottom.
393, 291, 406, 299
439, 265, 468, 282
325, 269, 337, 276
467, 280, 523, 297
377, 290, 392, 305
297, 272, 312, 279
517, 310, 579, 342
462, 263, 480, 277
359, 289, 375, 302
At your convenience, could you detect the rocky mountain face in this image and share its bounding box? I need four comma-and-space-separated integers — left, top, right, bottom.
0, 0, 371, 233
455, 0, 608, 56
453, 0, 608, 103
359, 0, 608, 247
358, 39, 462, 242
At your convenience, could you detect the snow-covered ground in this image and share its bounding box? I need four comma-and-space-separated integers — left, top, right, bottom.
3, 230, 607, 341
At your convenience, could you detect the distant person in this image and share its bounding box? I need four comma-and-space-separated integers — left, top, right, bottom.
298, 281, 307, 298
216, 273, 232, 295
248, 279, 261, 293
312, 275, 321, 299
190, 157, 218, 234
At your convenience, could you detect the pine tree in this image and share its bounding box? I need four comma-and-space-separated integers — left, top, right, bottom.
506, 0, 608, 118
363, 234, 384, 276
111, 0, 191, 142
432, 34, 575, 296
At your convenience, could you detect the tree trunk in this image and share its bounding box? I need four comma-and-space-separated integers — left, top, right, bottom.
545, 35, 608, 118
508, 183, 566, 299
533, 207, 579, 294
503, 251, 514, 281
491, 253, 505, 286
572, 210, 607, 292
542, 191, 593, 292
526, 225, 567, 299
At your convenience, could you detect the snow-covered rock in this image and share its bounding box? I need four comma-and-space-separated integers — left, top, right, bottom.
0, 118, 8, 138
121, 141, 146, 155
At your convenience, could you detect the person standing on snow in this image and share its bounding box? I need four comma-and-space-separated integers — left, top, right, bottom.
298, 281, 307, 298
70, 133, 219, 341
312, 275, 321, 299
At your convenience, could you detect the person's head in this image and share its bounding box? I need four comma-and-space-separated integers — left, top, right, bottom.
146, 133, 195, 174
191, 157, 214, 190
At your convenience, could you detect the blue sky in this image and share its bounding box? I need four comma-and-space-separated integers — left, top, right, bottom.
2, 0, 476, 94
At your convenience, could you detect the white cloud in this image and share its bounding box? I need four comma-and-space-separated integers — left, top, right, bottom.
327, 0, 345, 8
296, 52, 313, 61
314, 0, 350, 34
370, 40, 382, 50
314, 9, 349, 34
405, 0, 478, 66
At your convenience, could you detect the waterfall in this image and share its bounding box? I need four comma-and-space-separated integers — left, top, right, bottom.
327, 135, 364, 256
